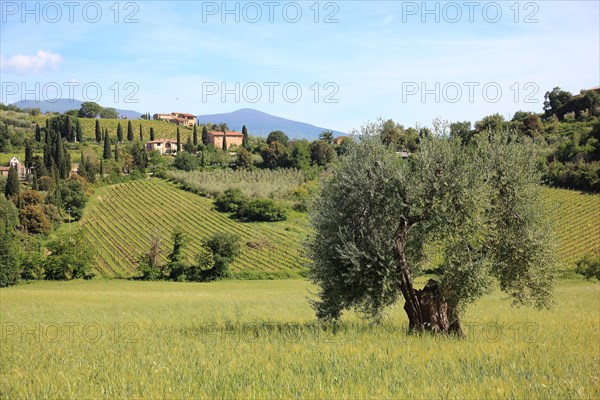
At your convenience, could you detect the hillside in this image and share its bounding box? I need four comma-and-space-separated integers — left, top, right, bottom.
543, 187, 600, 266
78, 178, 309, 278
76, 179, 598, 279
13, 99, 142, 119
30, 115, 194, 141
196, 108, 347, 139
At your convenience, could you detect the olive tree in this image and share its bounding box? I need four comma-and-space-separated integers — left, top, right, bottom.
307, 122, 555, 335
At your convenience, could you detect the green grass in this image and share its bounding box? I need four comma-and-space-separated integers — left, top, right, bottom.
1, 278, 598, 398
543, 187, 600, 267
78, 178, 309, 278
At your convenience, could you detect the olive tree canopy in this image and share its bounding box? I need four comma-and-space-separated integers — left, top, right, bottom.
307, 122, 555, 334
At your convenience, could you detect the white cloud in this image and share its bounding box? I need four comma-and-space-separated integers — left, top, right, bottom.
0, 50, 62, 74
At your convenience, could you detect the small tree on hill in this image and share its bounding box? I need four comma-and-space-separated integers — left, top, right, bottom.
117, 122, 123, 143
193, 125, 198, 146
139, 124, 143, 141
103, 132, 111, 160
222, 131, 228, 151
150, 127, 155, 141
242, 125, 249, 148
4, 166, 20, 203
176, 127, 181, 152
127, 120, 134, 141
35, 124, 41, 142
202, 125, 209, 145
95, 120, 102, 142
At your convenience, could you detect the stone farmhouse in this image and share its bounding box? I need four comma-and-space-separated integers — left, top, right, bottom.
153, 112, 197, 128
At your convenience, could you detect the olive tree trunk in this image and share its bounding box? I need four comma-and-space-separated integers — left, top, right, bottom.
395, 221, 463, 336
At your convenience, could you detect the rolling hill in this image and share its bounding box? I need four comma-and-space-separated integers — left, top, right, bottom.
78, 178, 309, 279
75, 178, 598, 279
12, 99, 142, 119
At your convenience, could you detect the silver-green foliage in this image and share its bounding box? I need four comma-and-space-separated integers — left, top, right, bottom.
307, 122, 555, 321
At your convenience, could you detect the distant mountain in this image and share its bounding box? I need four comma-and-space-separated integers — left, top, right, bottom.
11, 99, 142, 120
196, 108, 346, 139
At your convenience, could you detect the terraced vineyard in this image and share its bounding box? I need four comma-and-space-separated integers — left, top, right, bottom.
542, 187, 600, 267
79, 178, 309, 278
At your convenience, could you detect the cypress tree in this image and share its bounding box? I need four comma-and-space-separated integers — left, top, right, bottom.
127, 120, 133, 141
193, 125, 198, 146
100, 159, 104, 176
54, 171, 62, 208
32, 170, 39, 191
45, 118, 49, 131
35, 124, 41, 142
242, 125, 249, 148
24, 141, 33, 168
222, 130, 227, 151
150, 127, 155, 141
176, 126, 181, 152
139, 124, 143, 141
65, 116, 73, 141
202, 125, 209, 145
76, 119, 82, 142
95, 119, 102, 142
114, 143, 119, 161
117, 122, 123, 142
80, 151, 86, 174
4, 165, 20, 202
103, 132, 111, 160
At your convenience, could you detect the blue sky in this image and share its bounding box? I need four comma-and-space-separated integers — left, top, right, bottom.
1, 1, 599, 133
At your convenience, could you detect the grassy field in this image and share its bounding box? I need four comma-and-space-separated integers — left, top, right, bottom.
542, 187, 600, 266
78, 178, 309, 278
0, 278, 598, 398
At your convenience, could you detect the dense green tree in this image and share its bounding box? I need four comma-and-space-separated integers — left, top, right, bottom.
184, 136, 195, 153
288, 139, 311, 170
4, 165, 20, 202
267, 130, 289, 146
44, 234, 93, 280
78, 102, 102, 118
201, 233, 240, 279
127, 120, 133, 141
139, 124, 143, 141
475, 113, 507, 133
308, 125, 555, 335
202, 125, 209, 145
177, 127, 181, 152
450, 121, 473, 144
95, 119, 102, 142
103, 132, 111, 160
114, 143, 119, 161
35, 124, 41, 142
117, 122, 123, 142
0, 194, 19, 234
150, 127, 155, 141
242, 125, 249, 148
236, 147, 253, 169
222, 131, 228, 151
0, 230, 20, 287
193, 125, 198, 146
98, 107, 118, 119
25, 140, 33, 168
261, 141, 288, 168
173, 151, 198, 171
75, 119, 82, 142
61, 178, 88, 220
310, 140, 336, 166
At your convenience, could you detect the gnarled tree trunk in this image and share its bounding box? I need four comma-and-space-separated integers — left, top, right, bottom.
395, 222, 463, 336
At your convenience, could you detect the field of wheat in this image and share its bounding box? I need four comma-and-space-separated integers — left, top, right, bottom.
0, 278, 598, 398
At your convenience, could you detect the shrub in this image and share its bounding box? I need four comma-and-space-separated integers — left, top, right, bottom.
215, 188, 248, 213
44, 234, 94, 280
201, 233, 240, 280
236, 198, 287, 222
576, 253, 600, 280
